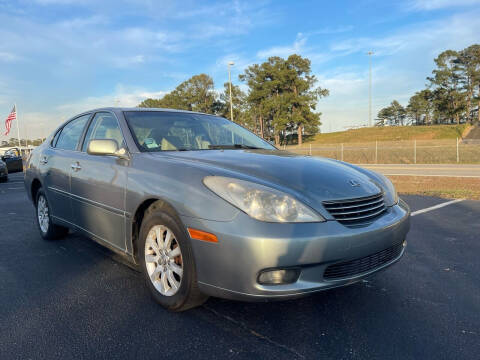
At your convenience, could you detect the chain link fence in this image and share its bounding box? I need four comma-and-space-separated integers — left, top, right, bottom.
285, 139, 480, 164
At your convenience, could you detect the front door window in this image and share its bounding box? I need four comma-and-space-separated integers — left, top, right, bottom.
82, 112, 125, 152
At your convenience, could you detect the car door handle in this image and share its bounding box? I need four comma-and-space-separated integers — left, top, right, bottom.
40, 156, 48, 165
71, 162, 82, 171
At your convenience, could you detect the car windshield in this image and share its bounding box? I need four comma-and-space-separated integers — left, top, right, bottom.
124, 111, 275, 152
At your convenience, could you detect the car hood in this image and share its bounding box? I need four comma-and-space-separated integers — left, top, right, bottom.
154, 149, 383, 204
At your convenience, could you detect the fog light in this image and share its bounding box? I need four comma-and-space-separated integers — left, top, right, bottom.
258, 269, 300, 285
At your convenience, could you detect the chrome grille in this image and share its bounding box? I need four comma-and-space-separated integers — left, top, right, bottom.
323, 193, 386, 227
324, 242, 404, 280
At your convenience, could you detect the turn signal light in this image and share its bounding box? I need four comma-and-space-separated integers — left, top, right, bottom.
188, 228, 218, 243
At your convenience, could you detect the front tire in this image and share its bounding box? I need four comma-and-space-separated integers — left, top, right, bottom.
139, 202, 208, 311
35, 188, 69, 240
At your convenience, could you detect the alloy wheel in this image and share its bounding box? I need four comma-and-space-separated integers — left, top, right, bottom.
37, 195, 49, 233
144, 225, 183, 296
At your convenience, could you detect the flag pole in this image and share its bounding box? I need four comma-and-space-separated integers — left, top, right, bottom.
15, 103, 21, 149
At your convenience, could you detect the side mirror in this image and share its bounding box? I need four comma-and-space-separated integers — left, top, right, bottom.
87, 139, 129, 159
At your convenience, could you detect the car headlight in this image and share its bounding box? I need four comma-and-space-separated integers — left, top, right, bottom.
203, 176, 325, 223
376, 173, 398, 206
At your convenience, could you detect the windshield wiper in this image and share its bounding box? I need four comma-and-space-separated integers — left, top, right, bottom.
208, 144, 263, 150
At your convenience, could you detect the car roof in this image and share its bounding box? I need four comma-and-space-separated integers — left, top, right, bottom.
85, 107, 212, 116
53, 107, 222, 136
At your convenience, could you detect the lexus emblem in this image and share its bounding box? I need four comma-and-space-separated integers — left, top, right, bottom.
349, 179, 361, 187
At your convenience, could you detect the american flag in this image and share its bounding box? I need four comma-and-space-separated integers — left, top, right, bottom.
4, 105, 16, 136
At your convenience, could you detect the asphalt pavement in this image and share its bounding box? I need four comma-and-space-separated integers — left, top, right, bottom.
1, 172, 479, 360
362, 164, 480, 177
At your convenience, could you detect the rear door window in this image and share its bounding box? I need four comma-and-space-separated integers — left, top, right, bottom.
55, 115, 90, 151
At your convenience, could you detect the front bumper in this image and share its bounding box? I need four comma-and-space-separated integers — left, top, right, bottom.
182, 198, 410, 301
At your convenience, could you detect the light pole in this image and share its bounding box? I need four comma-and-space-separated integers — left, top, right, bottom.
367, 51, 374, 127
228, 61, 234, 122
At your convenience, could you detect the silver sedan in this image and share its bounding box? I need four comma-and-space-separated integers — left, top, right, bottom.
25, 108, 410, 311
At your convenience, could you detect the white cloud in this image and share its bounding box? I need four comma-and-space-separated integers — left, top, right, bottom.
214, 53, 253, 77
111, 54, 145, 68
56, 85, 167, 114
318, 72, 365, 96
330, 35, 409, 56
19, 112, 58, 140
172, 2, 229, 19
257, 33, 308, 59
121, 27, 184, 52
0, 1, 274, 72
409, 0, 480, 10
331, 11, 480, 57
5, 86, 168, 139
318, 11, 480, 132
33, 0, 92, 4
0, 51, 22, 62
57, 15, 108, 29
307, 25, 354, 35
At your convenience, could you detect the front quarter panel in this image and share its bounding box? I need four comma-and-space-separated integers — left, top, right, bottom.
126, 152, 240, 222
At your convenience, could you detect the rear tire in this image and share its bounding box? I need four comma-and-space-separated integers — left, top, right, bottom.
139, 201, 208, 311
35, 188, 69, 240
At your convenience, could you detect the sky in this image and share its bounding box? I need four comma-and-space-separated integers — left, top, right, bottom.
1, 0, 480, 140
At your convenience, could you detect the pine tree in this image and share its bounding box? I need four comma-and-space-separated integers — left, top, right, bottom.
240, 54, 328, 145
428, 50, 465, 124
139, 74, 216, 114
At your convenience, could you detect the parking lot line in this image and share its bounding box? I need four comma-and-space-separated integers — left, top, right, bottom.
411, 198, 465, 217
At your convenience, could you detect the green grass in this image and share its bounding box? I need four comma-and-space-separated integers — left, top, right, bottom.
302, 124, 470, 145
286, 140, 480, 164
390, 175, 480, 200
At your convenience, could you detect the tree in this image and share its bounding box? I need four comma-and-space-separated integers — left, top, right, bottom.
407, 89, 434, 125
377, 106, 394, 126
218, 83, 248, 122
375, 44, 480, 126
376, 100, 406, 126
428, 50, 465, 124
139, 74, 217, 114
138, 98, 164, 108
457, 45, 480, 123
240, 54, 328, 145
179, 74, 216, 113
284, 54, 329, 145
240, 59, 276, 140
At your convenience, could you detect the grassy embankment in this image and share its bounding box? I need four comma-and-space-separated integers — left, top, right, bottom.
389, 176, 480, 200
306, 124, 470, 144
286, 124, 480, 164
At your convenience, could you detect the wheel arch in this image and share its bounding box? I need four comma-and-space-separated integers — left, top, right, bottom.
131, 197, 183, 264
31, 178, 43, 204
